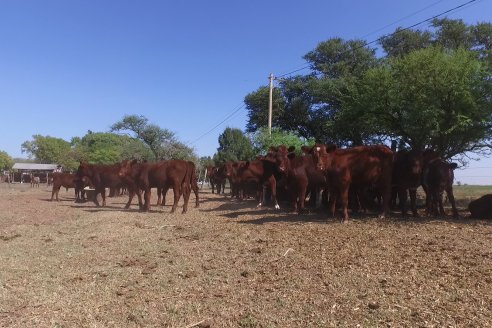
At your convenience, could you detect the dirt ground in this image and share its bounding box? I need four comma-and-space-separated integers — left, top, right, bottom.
0, 183, 491, 328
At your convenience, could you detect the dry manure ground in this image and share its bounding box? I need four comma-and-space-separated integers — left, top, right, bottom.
0, 183, 491, 328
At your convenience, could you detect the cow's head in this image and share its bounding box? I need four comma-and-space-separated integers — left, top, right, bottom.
119, 159, 138, 178
311, 144, 336, 171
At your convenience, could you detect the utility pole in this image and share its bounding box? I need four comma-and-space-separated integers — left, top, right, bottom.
268, 73, 274, 136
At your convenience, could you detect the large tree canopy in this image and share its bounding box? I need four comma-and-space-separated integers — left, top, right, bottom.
72, 132, 153, 164
244, 19, 492, 160
110, 115, 197, 161
355, 46, 492, 159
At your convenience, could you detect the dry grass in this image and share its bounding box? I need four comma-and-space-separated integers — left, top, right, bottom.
0, 183, 491, 327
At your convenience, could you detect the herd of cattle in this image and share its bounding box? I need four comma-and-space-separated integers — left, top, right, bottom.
43, 144, 492, 222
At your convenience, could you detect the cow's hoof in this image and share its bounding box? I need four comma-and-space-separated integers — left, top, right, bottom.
274, 204, 280, 210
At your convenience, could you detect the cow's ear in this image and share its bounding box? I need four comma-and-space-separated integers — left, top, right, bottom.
287, 146, 296, 153
268, 146, 278, 152
131, 159, 138, 165
449, 162, 458, 170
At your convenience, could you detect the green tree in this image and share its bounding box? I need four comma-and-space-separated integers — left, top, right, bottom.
214, 127, 255, 163
380, 28, 433, 57
359, 46, 492, 158
21, 135, 77, 169
72, 132, 153, 164
110, 115, 196, 161
252, 127, 315, 155
244, 86, 285, 133
0, 151, 14, 170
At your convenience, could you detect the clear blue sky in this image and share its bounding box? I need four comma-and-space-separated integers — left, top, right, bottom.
1, 0, 491, 183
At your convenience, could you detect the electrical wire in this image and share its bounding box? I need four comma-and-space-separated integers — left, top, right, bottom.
276, 0, 479, 79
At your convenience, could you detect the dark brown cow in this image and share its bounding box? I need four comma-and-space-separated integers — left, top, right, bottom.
392, 149, 425, 217
118, 159, 191, 213
77, 161, 139, 208
236, 157, 281, 209
206, 165, 226, 194
312, 144, 394, 223
422, 158, 458, 217
273, 145, 326, 213
51, 173, 85, 202
468, 194, 492, 219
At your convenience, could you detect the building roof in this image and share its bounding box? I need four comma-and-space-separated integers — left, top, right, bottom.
12, 163, 59, 171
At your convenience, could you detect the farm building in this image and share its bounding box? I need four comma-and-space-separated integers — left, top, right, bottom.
10, 163, 61, 183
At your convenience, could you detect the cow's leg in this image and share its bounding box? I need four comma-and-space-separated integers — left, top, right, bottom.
340, 184, 350, 223
143, 188, 151, 211
328, 191, 337, 217
445, 187, 459, 218
101, 188, 107, 207
409, 188, 419, 217
125, 189, 135, 209
51, 186, 59, 201
192, 183, 199, 208
269, 176, 280, 210
398, 188, 408, 216
156, 188, 162, 206
297, 182, 308, 214
182, 183, 191, 214
170, 183, 181, 213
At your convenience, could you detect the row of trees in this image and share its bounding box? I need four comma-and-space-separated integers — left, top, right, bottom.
242, 19, 492, 163
0, 115, 199, 172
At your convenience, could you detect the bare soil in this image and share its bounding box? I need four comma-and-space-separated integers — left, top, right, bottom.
0, 183, 491, 327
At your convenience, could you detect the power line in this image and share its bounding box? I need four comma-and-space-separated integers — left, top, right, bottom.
276, 0, 479, 79
191, 103, 246, 144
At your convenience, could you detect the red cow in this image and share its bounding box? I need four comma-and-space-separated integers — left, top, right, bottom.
422, 158, 458, 217
77, 161, 140, 208
273, 145, 326, 213
51, 173, 85, 202
158, 161, 200, 209
118, 159, 191, 213
312, 144, 394, 223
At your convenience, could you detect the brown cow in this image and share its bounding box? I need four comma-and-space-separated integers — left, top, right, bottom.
422, 158, 458, 217
158, 161, 200, 209
312, 144, 394, 223
118, 159, 191, 213
51, 173, 85, 202
468, 194, 492, 219
77, 161, 140, 208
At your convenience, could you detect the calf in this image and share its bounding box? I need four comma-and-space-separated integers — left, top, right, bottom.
51, 173, 85, 202
312, 144, 394, 223
422, 158, 458, 217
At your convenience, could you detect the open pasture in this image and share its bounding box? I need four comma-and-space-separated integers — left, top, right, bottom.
1, 183, 491, 327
